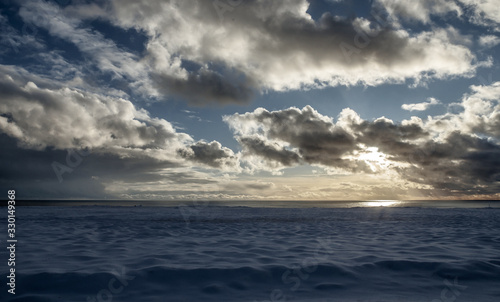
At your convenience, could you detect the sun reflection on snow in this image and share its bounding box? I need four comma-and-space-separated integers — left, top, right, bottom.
365, 200, 401, 207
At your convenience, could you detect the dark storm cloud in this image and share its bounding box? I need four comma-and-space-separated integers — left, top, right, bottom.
238, 136, 300, 167
400, 131, 500, 194
0, 134, 107, 199
232, 106, 358, 166
151, 67, 256, 106
0, 133, 222, 199
177, 141, 239, 170
224, 106, 372, 172
353, 117, 429, 160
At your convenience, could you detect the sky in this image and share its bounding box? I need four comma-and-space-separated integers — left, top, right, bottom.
1, 0, 499, 201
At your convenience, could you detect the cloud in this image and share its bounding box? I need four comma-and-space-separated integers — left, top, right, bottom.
5, 0, 487, 106
376, 0, 500, 33
224, 83, 500, 196
224, 106, 378, 173
399, 131, 500, 196
151, 66, 256, 105
177, 141, 240, 170
219, 180, 275, 195
17, 0, 154, 97
98, 0, 482, 104
351, 116, 429, 160
424, 82, 500, 140
457, 0, 500, 31
0, 63, 244, 199
0, 65, 242, 173
0, 133, 229, 200
478, 35, 500, 48
0, 13, 45, 56
401, 97, 441, 111
2, 0, 499, 200
238, 136, 301, 167
0, 66, 188, 152
375, 0, 462, 24
2, 71, 499, 199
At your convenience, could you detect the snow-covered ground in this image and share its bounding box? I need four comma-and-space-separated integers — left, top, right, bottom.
2, 205, 500, 301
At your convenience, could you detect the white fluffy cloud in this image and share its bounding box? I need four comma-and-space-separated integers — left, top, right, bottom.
376, 0, 500, 33
375, 0, 462, 24
0, 66, 186, 152
224, 83, 500, 196
426, 82, 500, 139
458, 0, 500, 30
100, 0, 482, 104
0, 65, 239, 171
8, 0, 487, 106
479, 35, 500, 48
402, 97, 441, 111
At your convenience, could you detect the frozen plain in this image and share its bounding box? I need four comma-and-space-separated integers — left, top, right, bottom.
1, 203, 500, 302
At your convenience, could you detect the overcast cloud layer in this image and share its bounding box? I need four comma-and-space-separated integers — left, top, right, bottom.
0, 0, 499, 200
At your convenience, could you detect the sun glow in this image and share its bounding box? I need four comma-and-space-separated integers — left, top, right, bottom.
357, 147, 389, 172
